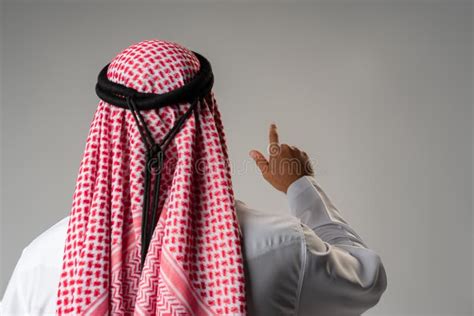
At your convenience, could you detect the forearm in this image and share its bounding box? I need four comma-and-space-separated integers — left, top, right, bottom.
287, 175, 367, 248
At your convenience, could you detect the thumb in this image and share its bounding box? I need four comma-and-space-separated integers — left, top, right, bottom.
249, 150, 270, 176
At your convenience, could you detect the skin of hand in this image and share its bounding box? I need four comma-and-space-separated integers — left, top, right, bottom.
249, 123, 314, 193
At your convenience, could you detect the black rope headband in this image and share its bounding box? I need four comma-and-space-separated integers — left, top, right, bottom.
95, 51, 214, 110
95, 51, 214, 270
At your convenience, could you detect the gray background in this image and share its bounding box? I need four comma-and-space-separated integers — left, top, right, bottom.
1, 1, 472, 315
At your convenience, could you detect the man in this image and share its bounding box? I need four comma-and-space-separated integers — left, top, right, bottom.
1, 40, 387, 315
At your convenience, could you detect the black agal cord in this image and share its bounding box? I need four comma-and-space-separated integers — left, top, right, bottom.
95, 51, 214, 270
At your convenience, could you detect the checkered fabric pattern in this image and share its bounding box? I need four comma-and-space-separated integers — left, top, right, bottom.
56, 40, 247, 315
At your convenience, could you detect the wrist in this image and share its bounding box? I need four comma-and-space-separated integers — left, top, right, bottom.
285, 175, 312, 194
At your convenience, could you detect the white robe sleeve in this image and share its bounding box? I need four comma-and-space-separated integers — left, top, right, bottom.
287, 176, 388, 315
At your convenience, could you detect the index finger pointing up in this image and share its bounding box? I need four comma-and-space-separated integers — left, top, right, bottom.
269, 123, 280, 145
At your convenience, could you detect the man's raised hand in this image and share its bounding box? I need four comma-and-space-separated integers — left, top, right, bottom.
249, 123, 314, 193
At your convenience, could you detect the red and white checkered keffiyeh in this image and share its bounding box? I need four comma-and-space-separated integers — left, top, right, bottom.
56, 40, 247, 315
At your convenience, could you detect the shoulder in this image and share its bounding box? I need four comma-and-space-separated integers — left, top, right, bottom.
235, 199, 304, 260
1, 217, 69, 315
19, 216, 70, 270
234, 200, 306, 314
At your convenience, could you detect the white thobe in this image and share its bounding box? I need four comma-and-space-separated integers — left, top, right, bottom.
1, 176, 387, 315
